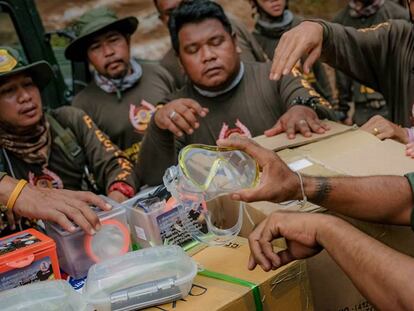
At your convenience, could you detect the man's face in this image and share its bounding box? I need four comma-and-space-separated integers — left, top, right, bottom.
178, 18, 240, 91
157, 0, 182, 25
0, 73, 43, 131
87, 30, 131, 79
256, 0, 286, 17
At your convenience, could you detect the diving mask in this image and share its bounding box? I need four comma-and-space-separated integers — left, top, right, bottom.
163, 144, 259, 245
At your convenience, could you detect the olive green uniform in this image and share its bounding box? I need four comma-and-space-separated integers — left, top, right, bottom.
160, 17, 267, 89
317, 19, 414, 127
253, 14, 334, 102
0, 106, 135, 192
332, 1, 409, 124
72, 63, 176, 163
139, 62, 335, 185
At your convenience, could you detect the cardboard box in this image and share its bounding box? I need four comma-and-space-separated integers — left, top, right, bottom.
239, 128, 414, 311
145, 237, 313, 311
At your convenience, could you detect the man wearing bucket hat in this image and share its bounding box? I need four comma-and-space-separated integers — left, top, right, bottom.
66, 7, 176, 166
0, 47, 136, 237
154, 0, 268, 88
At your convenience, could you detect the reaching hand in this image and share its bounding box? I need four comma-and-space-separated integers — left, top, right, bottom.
13, 184, 112, 235
247, 212, 325, 271
265, 105, 329, 139
270, 21, 324, 81
217, 136, 299, 203
361, 115, 408, 144
154, 98, 208, 137
406, 143, 414, 159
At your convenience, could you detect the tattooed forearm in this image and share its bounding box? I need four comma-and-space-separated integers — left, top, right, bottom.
311, 177, 332, 204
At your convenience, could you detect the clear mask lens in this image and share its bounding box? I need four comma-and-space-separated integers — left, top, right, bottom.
163, 144, 258, 245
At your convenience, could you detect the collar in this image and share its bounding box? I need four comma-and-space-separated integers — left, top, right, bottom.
193, 62, 245, 98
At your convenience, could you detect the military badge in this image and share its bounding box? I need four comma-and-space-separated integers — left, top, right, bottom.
129, 100, 157, 134
218, 119, 252, 139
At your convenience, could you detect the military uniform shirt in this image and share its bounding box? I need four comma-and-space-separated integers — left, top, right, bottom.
318, 19, 414, 127
1, 106, 135, 192
72, 62, 176, 163
139, 62, 335, 185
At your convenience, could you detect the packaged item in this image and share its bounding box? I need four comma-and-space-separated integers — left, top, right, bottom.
163, 144, 258, 245
83, 246, 198, 311
0, 280, 88, 311
45, 203, 130, 279
0, 229, 61, 291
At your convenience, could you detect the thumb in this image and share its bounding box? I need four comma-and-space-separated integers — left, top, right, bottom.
231, 188, 267, 203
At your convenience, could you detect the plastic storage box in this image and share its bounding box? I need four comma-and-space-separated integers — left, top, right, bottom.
0, 280, 88, 311
0, 229, 61, 291
45, 205, 130, 279
83, 246, 198, 311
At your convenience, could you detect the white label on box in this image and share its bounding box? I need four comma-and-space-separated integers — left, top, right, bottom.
134, 225, 147, 241
288, 159, 313, 171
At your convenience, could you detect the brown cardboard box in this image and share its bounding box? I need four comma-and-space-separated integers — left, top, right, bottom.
240, 129, 414, 311
145, 237, 313, 311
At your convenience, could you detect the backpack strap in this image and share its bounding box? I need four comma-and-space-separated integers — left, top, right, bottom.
45, 112, 99, 192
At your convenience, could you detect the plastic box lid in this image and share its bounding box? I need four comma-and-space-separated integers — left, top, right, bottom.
84, 246, 198, 311
0, 280, 89, 311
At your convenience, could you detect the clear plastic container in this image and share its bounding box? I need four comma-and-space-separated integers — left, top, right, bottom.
83, 246, 198, 311
45, 204, 130, 279
0, 280, 89, 311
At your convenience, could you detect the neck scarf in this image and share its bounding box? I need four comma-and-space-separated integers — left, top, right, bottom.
349, 0, 385, 18
94, 58, 143, 101
0, 116, 51, 167
193, 62, 245, 98
254, 10, 294, 38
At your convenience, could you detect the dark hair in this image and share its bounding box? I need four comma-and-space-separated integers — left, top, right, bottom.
168, 0, 233, 53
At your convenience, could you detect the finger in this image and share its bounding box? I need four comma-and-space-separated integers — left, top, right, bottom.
285, 118, 297, 139
276, 249, 296, 266
303, 47, 321, 74
175, 104, 199, 129
248, 221, 272, 271
248, 253, 257, 270
48, 210, 77, 233
376, 132, 390, 141
264, 121, 284, 137
230, 186, 268, 203
297, 120, 312, 137
167, 121, 184, 137
60, 199, 99, 234
73, 191, 112, 211
307, 118, 325, 134
271, 32, 297, 80
171, 112, 194, 135
181, 99, 207, 117
259, 219, 283, 268
64, 206, 96, 235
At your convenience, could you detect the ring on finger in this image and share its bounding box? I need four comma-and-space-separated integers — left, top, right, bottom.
169, 110, 177, 120
373, 127, 379, 135
298, 119, 307, 125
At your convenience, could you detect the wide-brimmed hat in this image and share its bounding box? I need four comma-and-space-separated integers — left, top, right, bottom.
0, 47, 53, 90
65, 7, 138, 61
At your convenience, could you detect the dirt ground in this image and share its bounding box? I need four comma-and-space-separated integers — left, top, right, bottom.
35, 0, 347, 60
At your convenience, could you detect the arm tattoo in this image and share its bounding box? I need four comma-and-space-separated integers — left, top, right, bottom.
312, 177, 332, 204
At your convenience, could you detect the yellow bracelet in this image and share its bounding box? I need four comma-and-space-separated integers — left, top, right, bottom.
6, 180, 28, 211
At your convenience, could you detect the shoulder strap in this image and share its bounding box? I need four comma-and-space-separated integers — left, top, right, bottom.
45, 112, 100, 192
45, 112, 86, 168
